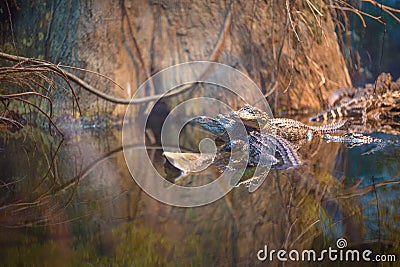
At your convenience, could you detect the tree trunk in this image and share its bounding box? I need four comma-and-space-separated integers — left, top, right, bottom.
1, 0, 352, 117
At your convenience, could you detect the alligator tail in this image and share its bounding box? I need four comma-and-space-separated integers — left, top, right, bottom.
309, 107, 348, 122
310, 120, 348, 134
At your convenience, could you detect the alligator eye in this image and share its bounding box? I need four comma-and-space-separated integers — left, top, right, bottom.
306, 130, 313, 141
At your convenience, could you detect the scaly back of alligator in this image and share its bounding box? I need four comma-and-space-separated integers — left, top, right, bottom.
266, 118, 312, 141
309, 95, 376, 122
266, 118, 346, 141
310, 76, 400, 122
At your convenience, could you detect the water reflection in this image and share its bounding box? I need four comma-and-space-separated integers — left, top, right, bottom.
0, 123, 399, 265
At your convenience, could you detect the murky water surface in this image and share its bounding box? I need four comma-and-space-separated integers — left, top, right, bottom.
0, 119, 399, 266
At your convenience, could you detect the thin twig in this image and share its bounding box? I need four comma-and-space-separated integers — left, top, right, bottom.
58, 64, 125, 91
16, 98, 63, 136
5, 0, 17, 53
306, 0, 324, 17
0, 116, 24, 129
362, 0, 400, 14
330, 5, 367, 27
286, 0, 301, 42
0, 53, 82, 114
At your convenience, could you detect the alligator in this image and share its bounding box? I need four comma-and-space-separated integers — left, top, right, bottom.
310, 92, 400, 122
323, 133, 383, 147
221, 131, 303, 170
249, 131, 303, 169
310, 73, 400, 122
163, 131, 302, 190
342, 117, 400, 136
195, 104, 347, 142
192, 113, 303, 170
193, 115, 238, 142
236, 104, 347, 141
163, 129, 302, 176
327, 87, 361, 107
322, 132, 400, 154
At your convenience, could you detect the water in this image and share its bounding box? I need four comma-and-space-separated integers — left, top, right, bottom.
348, 0, 400, 86
0, 121, 399, 266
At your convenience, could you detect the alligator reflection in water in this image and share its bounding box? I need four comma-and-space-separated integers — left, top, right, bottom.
163, 131, 302, 189
1, 117, 400, 264
163, 105, 346, 189
323, 132, 400, 155
163, 103, 400, 193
